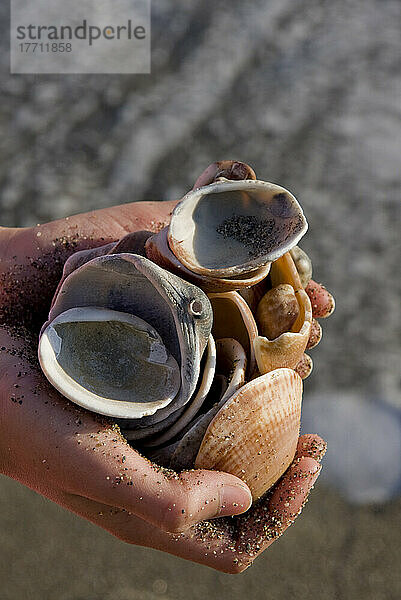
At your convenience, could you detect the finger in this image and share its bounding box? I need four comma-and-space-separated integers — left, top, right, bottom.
305, 280, 335, 318
294, 433, 327, 462
295, 353, 313, 379
0, 325, 251, 534
306, 318, 322, 349
234, 456, 321, 567
49, 489, 246, 574
0, 201, 176, 328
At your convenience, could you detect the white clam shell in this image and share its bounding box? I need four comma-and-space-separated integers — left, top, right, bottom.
168, 178, 308, 279
145, 226, 271, 293
39, 307, 180, 419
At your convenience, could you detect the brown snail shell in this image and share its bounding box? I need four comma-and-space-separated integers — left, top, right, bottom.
254, 253, 312, 374
256, 283, 300, 340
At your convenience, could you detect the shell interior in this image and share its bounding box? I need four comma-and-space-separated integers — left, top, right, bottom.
168, 179, 308, 278
209, 291, 258, 376
39, 307, 180, 419
40, 253, 213, 427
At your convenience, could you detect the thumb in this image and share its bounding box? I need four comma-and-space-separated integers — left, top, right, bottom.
156, 469, 253, 533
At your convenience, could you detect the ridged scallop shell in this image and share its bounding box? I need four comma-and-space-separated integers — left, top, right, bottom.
254, 253, 312, 374
168, 178, 308, 279
195, 368, 303, 500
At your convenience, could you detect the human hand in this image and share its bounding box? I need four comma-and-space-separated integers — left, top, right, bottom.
0, 200, 330, 572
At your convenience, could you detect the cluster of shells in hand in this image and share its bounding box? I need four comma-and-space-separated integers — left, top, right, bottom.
38, 161, 334, 501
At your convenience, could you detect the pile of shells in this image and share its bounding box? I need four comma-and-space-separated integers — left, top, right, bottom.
38, 160, 333, 500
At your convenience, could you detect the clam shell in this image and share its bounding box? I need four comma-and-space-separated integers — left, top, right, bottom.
254, 252, 312, 374
168, 178, 308, 279
39, 253, 213, 428
195, 368, 303, 500
145, 227, 271, 293
39, 307, 180, 419
215, 338, 247, 404
208, 291, 258, 376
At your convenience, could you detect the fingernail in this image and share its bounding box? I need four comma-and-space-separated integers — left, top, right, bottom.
217, 484, 253, 517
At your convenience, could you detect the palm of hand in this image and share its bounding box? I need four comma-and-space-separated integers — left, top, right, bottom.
0, 201, 326, 573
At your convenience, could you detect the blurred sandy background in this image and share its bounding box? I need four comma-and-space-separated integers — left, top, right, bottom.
1, 1, 400, 598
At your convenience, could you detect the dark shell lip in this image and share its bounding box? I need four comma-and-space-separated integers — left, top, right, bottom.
168, 179, 308, 279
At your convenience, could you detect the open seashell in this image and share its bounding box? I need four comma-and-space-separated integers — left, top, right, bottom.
254, 252, 312, 374
195, 368, 303, 500
39, 253, 213, 429
39, 307, 181, 419
168, 178, 308, 279
208, 291, 258, 376
145, 227, 271, 293
214, 338, 247, 404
